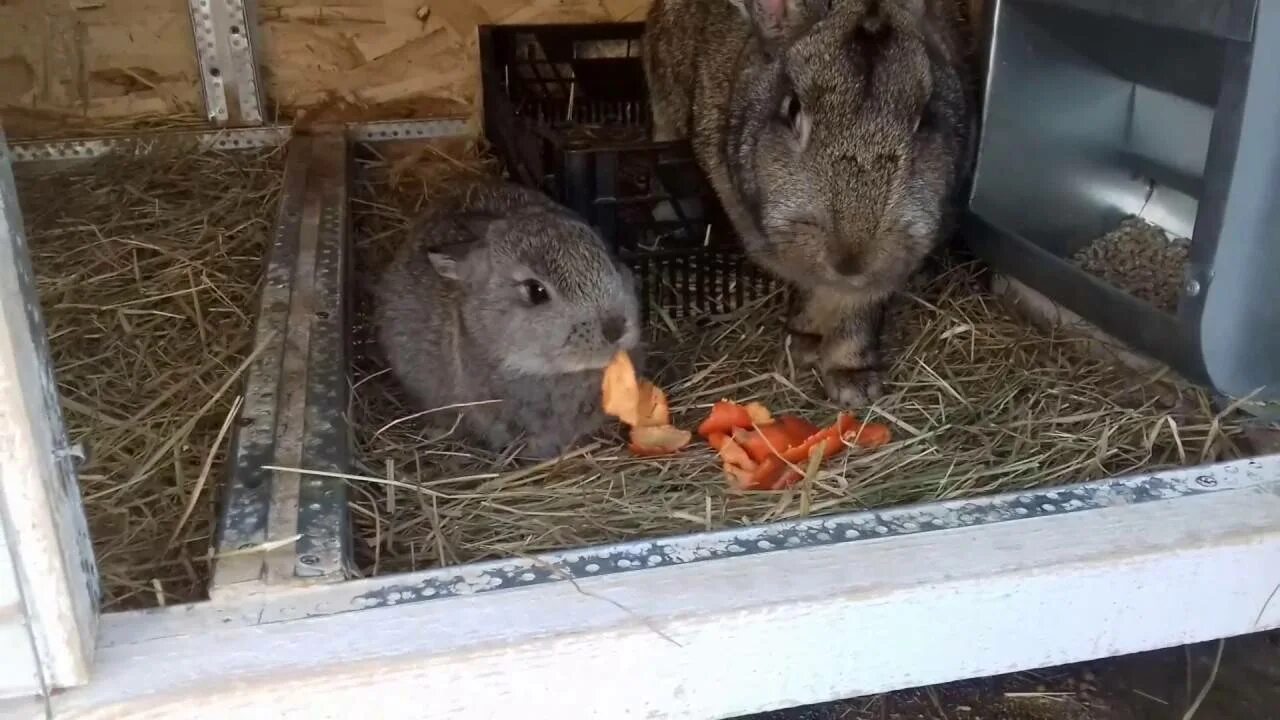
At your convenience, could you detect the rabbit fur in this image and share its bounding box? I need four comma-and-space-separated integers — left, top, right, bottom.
644, 0, 975, 405
375, 180, 643, 459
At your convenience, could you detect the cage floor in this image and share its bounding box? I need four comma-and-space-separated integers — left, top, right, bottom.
16, 148, 285, 610
347, 142, 1255, 578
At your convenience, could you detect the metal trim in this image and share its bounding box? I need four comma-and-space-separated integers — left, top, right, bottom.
5, 119, 472, 164
211, 131, 352, 593
187, 0, 266, 125
5, 127, 291, 164
345, 455, 1276, 609
348, 118, 471, 142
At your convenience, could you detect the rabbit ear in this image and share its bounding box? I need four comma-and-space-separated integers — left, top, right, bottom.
427, 242, 481, 280
428, 215, 496, 281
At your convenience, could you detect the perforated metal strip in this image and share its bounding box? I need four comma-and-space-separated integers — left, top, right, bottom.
5, 127, 290, 164
188, 0, 265, 125
5, 120, 470, 164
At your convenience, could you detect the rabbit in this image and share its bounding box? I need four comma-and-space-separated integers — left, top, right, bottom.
375, 179, 643, 459
644, 0, 976, 405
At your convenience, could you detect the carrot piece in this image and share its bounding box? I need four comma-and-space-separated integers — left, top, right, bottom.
601, 351, 641, 427
745, 456, 787, 491
636, 381, 670, 428
843, 419, 892, 448
714, 434, 757, 472
771, 467, 804, 491
779, 413, 892, 465
778, 415, 820, 445
724, 462, 757, 490
706, 431, 731, 452
697, 400, 756, 437
744, 402, 774, 426
733, 423, 797, 464
628, 424, 692, 456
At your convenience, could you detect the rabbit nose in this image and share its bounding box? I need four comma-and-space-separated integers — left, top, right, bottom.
601, 316, 626, 343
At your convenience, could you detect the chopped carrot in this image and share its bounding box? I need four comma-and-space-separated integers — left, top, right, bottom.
843, 419, 892, 448
714, 433, 757, 472
743, 456, 787, 491
781, 413, 891, 465
697, 400, 756, 437
778, 415, 820, 445
732, 423, 797, 464
724, 463, 757, 489
706, 431, 731, 452
628, 424, 692, 456
745, 402, 773, 426
771, 467, 804, 491
601, 351, 641, 427
636, 381, 670, 428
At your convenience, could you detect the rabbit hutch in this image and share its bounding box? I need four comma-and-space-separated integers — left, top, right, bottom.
1, 0, 1279, 716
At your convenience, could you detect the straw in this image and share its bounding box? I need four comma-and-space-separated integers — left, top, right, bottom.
17, 146, 285, 610
346, 141, 1252, 578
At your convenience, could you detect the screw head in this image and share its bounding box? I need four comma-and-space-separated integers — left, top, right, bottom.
1195, 475, 1217, 488
1184, 278, 1202, 297
299, 554, 320, 566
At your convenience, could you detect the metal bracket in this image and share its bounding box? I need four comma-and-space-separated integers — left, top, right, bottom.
188, 0, 266, 126
211, 130, 353, 594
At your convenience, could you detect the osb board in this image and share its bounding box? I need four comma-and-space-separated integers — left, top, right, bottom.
262, 0, 649, 126
0, 0, 204, 137
1, 0, 984, 135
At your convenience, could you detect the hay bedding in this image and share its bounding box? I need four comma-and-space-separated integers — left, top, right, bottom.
16, 148, 284, 610
348, 142, 1251, 578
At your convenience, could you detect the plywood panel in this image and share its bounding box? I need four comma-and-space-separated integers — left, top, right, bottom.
0, 0, 203, 137
258, 0, 648, 126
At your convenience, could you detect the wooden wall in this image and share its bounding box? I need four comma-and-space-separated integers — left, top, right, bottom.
0, 0, 649, 137
0, 0, 979, 137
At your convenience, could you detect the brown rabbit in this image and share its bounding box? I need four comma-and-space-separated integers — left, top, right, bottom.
644, 0, 975, 405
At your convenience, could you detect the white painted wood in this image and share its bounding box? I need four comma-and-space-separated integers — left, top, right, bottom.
0, 128, 100, 692
0, 532, 42, 700
29, 456, 1280, 720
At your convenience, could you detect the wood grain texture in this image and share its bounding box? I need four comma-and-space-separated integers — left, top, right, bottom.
33, 457, 1280, 720
0, 0, 202, 135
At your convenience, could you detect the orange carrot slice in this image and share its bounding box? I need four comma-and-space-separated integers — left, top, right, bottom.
714, 434, 757, 472
636, 381, 670, 428
697, 400, 755, 437
781, 414, 891, 465
745, 402, 773, 426
778, 415, 820, 445
628, 424, 692, 456
601, 351, 640, 427
732, 423, 797, 464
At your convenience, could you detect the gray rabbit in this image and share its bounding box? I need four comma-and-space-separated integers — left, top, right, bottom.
375, 180, 642, 459
644, 0, 975, 405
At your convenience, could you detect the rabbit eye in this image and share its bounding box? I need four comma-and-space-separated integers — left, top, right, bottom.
781, 93, 803, 130
521, 279, 551, 306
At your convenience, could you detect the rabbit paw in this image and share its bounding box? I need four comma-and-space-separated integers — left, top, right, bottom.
819, 367, 884, 407
785, 331, 822, 370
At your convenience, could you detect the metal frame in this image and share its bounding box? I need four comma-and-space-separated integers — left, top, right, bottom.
186, 0, 266, 126
0, 129, 99, 698
0, 455, 1275, 718
211, 130, 353, 595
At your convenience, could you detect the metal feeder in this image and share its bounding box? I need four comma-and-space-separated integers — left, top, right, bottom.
965, 0, 1280, 409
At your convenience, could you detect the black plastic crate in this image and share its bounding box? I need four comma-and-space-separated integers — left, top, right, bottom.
478, 22, 779, 318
